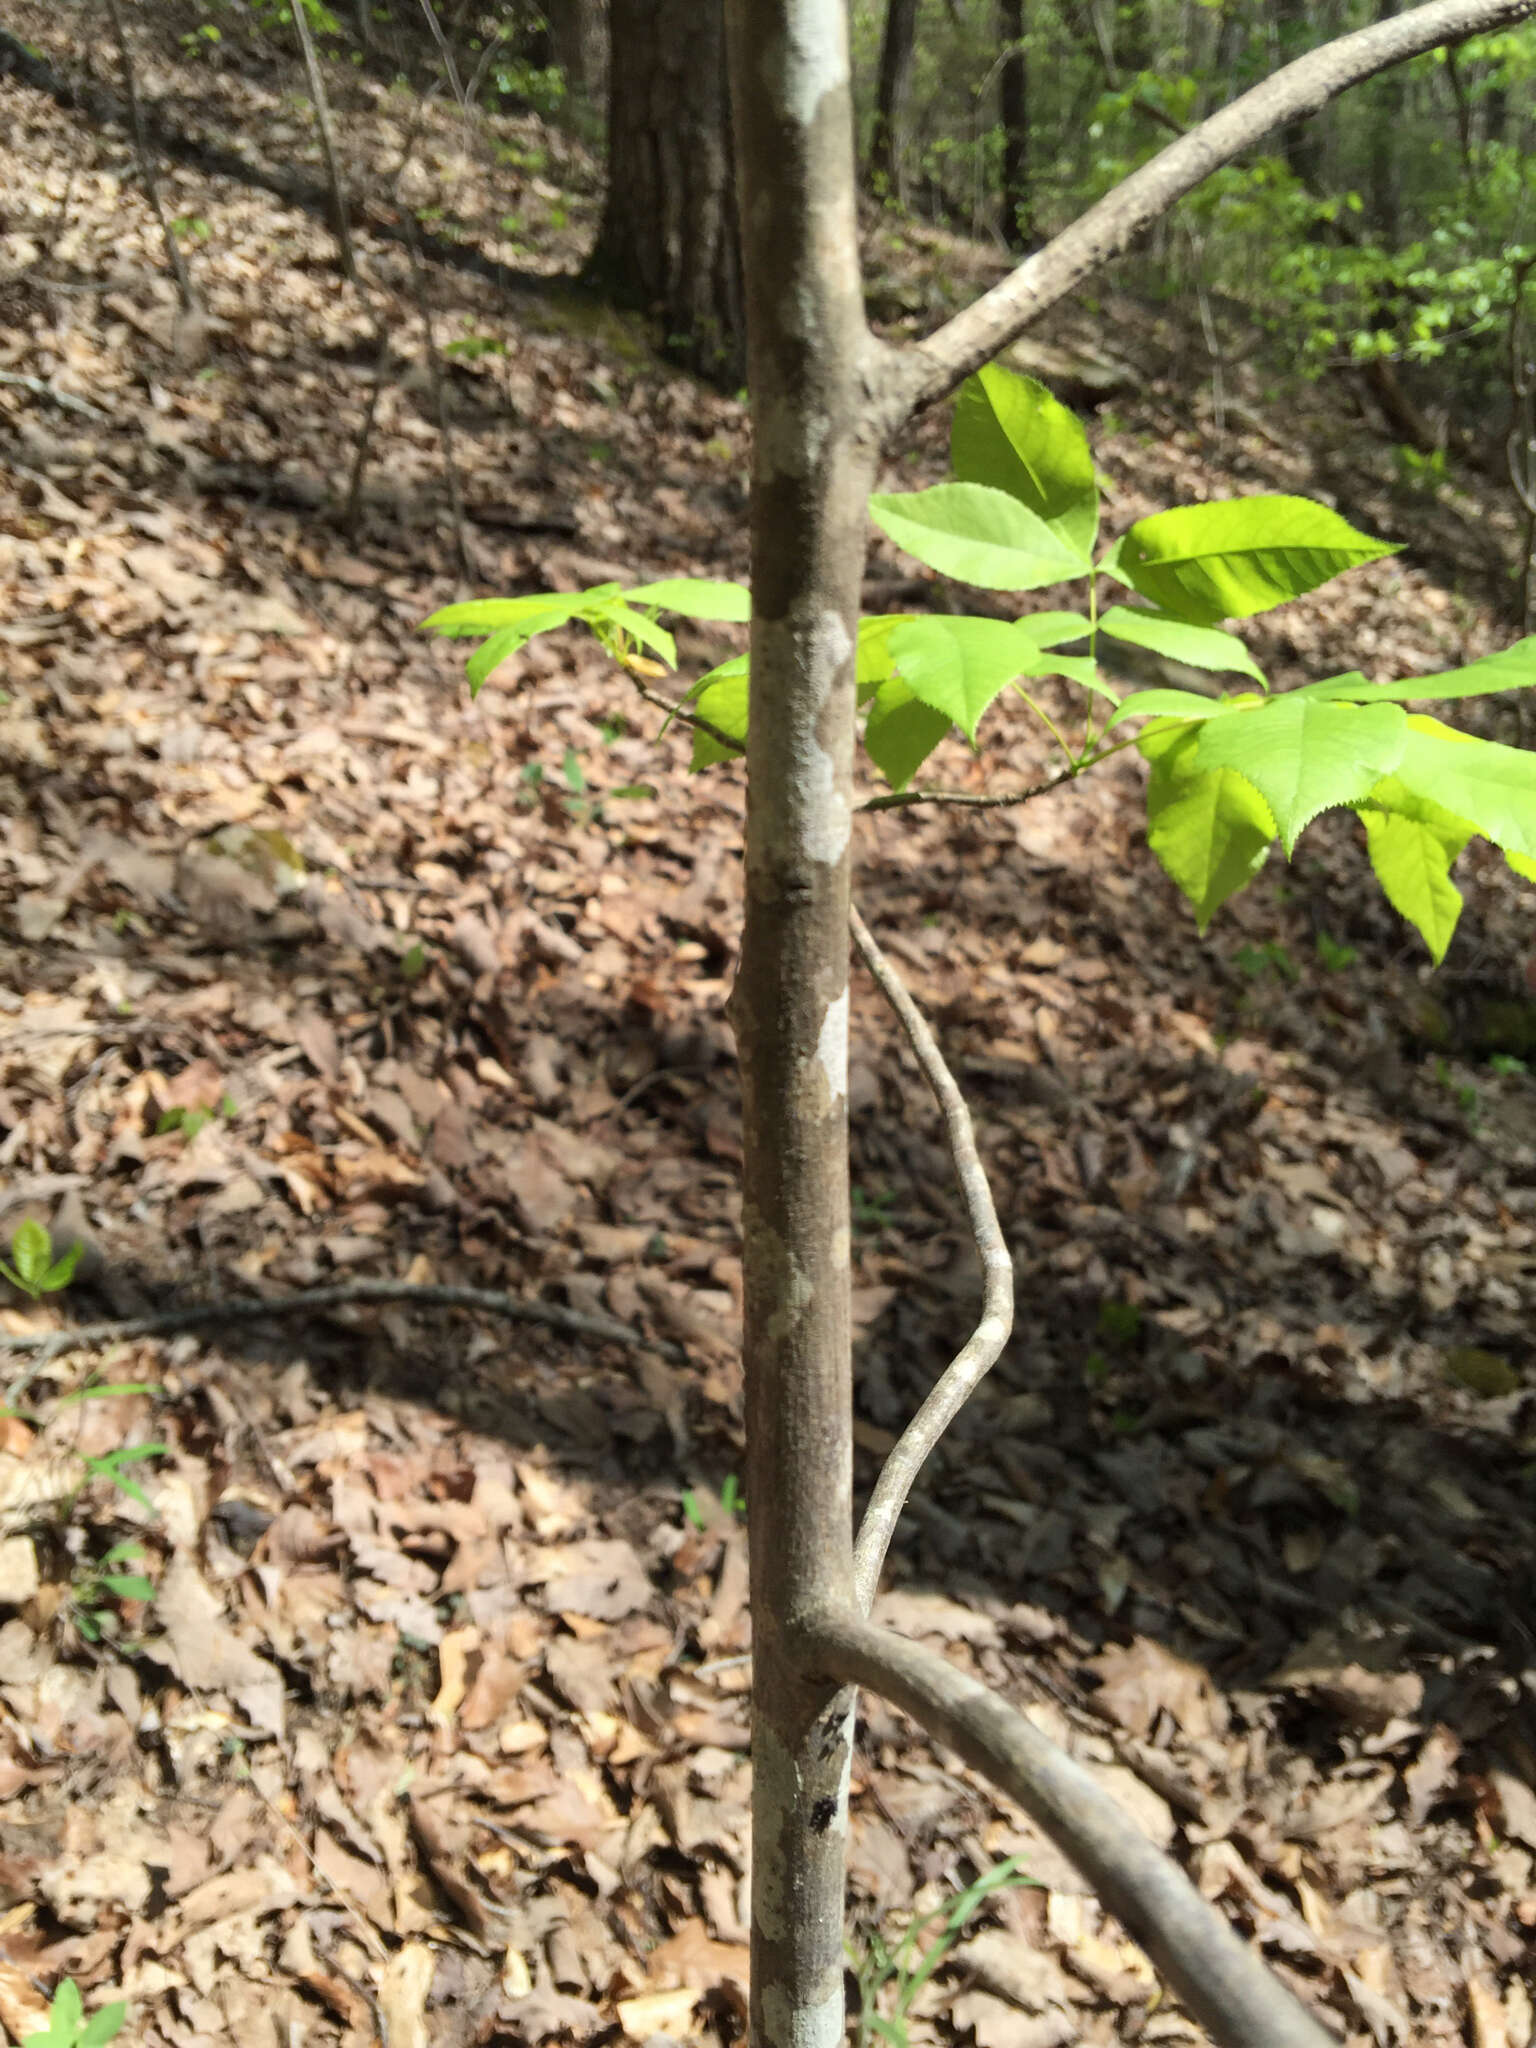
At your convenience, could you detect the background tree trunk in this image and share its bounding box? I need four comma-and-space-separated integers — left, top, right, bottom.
999, 0, 1031, 249
588, 0, 742, 379
1273, 0, 1325, 186
546, 0, 608, 103
1369, 0, 1404, 240
869, 0, 919, 198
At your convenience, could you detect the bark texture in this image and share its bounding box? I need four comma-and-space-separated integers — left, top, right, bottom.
590, 0, 742, 378
724, 0, 877, 2041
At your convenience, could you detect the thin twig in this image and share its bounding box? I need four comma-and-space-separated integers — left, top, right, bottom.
290, 0, 358, 283
345, 85, 438, 534
402, 212, 471, 578
805, 1612, 1333, 2048
0, 1279, 687, 1374
848, 907, 1013, 1612
417, 0, 467, 111
0, 371, 111, 420
858, 765, 1076, 812
100, 0, 198, 312
633, 681, 743, 756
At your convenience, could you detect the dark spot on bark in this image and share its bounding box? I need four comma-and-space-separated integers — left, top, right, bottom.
810, 1796, 836, 1833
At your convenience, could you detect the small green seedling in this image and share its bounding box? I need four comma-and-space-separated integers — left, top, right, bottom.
86, 1445, 168, 1516
1315, 929, 1358, 971
28, 1979, 126, 2048
851, 1183, 897, 1233
1233, 940, 1299, 984
155, 1094, 237, 1142
1434, 1055, 1481, 1126
72, 1541, 156, 1644
2, 1219, 81, 1301
682, 1474, 745, 1529
849, 1855, 1037, 2048
1095, 1298, 1143, 1347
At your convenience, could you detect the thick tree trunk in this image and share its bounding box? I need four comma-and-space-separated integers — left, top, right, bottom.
588, 0, 742, 379
869, 0, 919, 198
999, 0, 1031, 249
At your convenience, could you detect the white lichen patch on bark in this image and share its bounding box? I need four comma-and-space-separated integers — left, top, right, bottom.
783, 609, 852, 866
755, 397, 830, 476
773, 0, 849, 128
813, 987, 848, 1111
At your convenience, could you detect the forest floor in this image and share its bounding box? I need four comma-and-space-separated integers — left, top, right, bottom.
3, 7, 1536, 2048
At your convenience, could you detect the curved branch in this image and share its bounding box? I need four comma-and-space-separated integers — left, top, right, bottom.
803, 1611, 1333, 2048
849, 908, 1013, 1611
872, 0, 1536, 426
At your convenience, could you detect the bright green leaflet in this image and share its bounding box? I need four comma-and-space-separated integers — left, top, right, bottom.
1106, 688, 1240, 730
1356, 775, 1475, 965
1115, 496, 1398, 625
869, 482, 1090, 590
1098, 604, 1266, 682
1193, 695, 1409, 852
1141, 723, 1276, 931
623, 579, 751, 621
1293, 637, 1536, 702
950, 365, 1099, 558
885, 616, 1053, 740
1392, 714, 1536, 860
1014, 610, 1093, 648
865, 677, 955, 791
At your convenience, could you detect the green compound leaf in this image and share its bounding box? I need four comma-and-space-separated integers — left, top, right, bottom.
1356, 775, 1474, 964
420, 589, 614, 639
884, 615, 1042, 740
864, 675, 954, 790
1116, 497, 1397, 625
1392, 713, 1536, 859
856, 612, 920, 698
1193, 695, 1408, 852
622, 578, 751, 621
1098, 604, 1267, 682
688, 657, 749, 769
599, 603, 677, 667
1294, 637, 1536, 704
950, 364, 1099, 558
1509, 849, 1536, 883
1014, 610, 1092, 648
1141, 723, 1276, 931
870, 482, 1091, 591
1105, 687, 1238, 731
